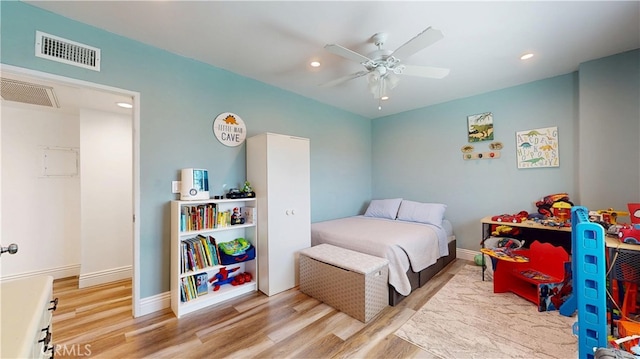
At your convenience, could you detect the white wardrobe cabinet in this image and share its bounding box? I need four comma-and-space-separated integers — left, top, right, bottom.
246, 132, 311, 296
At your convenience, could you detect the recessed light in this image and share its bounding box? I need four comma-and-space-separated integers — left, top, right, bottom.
520, 53, 534, 60
381, 96, 389, 101
116, 102, 133, 109
310, 61, 321, 68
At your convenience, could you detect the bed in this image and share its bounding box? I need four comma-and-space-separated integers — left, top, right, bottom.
310, 198, 457, 306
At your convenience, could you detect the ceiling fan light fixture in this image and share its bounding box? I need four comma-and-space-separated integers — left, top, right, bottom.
369, 76, 390, 100
322, 26, 449, 105
386, 73, 399, 89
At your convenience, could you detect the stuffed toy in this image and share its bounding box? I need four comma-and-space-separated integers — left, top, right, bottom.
536, 193, 573, 217
208, 266, 239, 291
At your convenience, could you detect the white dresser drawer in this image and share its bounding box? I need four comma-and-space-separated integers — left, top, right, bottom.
1, 276, 56, 358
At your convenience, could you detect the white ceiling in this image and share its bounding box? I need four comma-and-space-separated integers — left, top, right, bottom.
23, 1, 640, 119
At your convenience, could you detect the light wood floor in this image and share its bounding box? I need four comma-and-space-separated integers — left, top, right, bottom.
52, 259, 470, 358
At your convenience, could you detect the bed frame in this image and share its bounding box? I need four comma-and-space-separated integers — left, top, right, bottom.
389, 238, 457, 306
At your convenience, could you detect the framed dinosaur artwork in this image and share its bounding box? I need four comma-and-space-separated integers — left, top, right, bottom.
467, 112, 494, 143
516, 126, 559, 168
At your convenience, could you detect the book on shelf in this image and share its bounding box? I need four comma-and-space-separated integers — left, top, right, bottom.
180, 203, 218, 232
182, 235, 220, 272
180, 279, 187, 302
180, 272, 210, 302
243, 206, 256, 224
209, 236, 221, 265
195, 273, 208, 296
181, 277, 193, 302
217, 210, 232, 228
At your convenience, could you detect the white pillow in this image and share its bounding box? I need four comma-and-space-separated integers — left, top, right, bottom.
397, 200, 447, 226
364, 198, 403, 220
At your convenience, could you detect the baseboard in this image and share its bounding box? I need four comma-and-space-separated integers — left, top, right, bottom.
79, 265, 132, 288
0, 264, 80, 282
138, 291, 171, 317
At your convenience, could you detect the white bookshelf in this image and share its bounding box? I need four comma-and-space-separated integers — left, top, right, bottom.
170, 198, 257, 318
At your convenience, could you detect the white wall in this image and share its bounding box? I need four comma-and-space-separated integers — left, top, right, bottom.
1, 106, 81, 278
79, 109, 132, 287
1, 105, 133, 284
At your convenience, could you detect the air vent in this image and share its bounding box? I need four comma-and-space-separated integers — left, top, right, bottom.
35, 31, 101, 71
1, 78, 60, 108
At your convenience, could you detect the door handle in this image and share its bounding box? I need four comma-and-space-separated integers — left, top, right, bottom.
0, 243, 18, 257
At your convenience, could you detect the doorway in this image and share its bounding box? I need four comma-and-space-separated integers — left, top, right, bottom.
0, 65, 141, 317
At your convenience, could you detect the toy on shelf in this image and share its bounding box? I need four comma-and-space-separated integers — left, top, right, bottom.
629, 203, 640, 223
231, 272, 252, 286
535, 193, 573, 217
209, 266, 240, 291
491, 225, 521, 237
241, 181, 256, 198
230, 207, 245, 225
598, 208, 630, 225
491, 211, 529, 223
532, 217, 572, 228
552, 202, 572, 222
226, 181, 256, 199
618, 224, 640, 244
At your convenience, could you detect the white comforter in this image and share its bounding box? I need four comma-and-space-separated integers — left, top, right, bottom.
310, 215, 448, 296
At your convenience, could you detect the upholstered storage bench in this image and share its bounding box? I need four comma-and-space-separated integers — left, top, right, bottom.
299, 244, 389, 323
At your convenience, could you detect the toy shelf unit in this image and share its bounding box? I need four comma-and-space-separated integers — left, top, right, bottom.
170, 198, 257, 318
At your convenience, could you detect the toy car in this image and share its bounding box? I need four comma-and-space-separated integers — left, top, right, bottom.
491, 214, 517, 223
618, 224, 640, 244
491, 211, 528, 223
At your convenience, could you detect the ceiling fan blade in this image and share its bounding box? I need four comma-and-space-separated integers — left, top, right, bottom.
319, 70, 370, 87
391, 27, 444, 61
401, 65, 450, 79
324, 44, 372, 64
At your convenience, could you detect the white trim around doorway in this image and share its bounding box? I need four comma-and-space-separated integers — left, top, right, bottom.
0, 64, 143, 318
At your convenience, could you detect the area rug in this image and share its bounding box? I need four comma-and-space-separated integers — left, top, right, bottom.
395, 265, 577, 358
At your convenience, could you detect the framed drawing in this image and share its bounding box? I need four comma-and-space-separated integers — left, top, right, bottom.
516, 126, 559, 169
467, 112, 494, 142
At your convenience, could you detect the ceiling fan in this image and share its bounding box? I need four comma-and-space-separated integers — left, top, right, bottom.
322, 27, 450, 104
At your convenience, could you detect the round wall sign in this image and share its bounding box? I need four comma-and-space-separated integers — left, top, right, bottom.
213, 112, 246, 147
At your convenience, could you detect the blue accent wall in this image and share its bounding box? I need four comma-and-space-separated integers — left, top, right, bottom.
578, 50, 640, 209
1, 2, 372, 298
372, 73, 579, 252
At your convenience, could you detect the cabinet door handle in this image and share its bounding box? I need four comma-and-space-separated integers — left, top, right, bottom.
49, 297, 59, 311
39, 330, 52, 346
44, 343, 55, 358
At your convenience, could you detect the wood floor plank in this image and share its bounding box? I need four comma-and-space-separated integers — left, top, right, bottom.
51, 259, 471, 358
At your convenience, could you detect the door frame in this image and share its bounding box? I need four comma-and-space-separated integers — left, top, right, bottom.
0, 64, 142, 317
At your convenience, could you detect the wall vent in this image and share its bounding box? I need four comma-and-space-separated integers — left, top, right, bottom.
1, 78, 60, 108
35, 31, 101, 71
